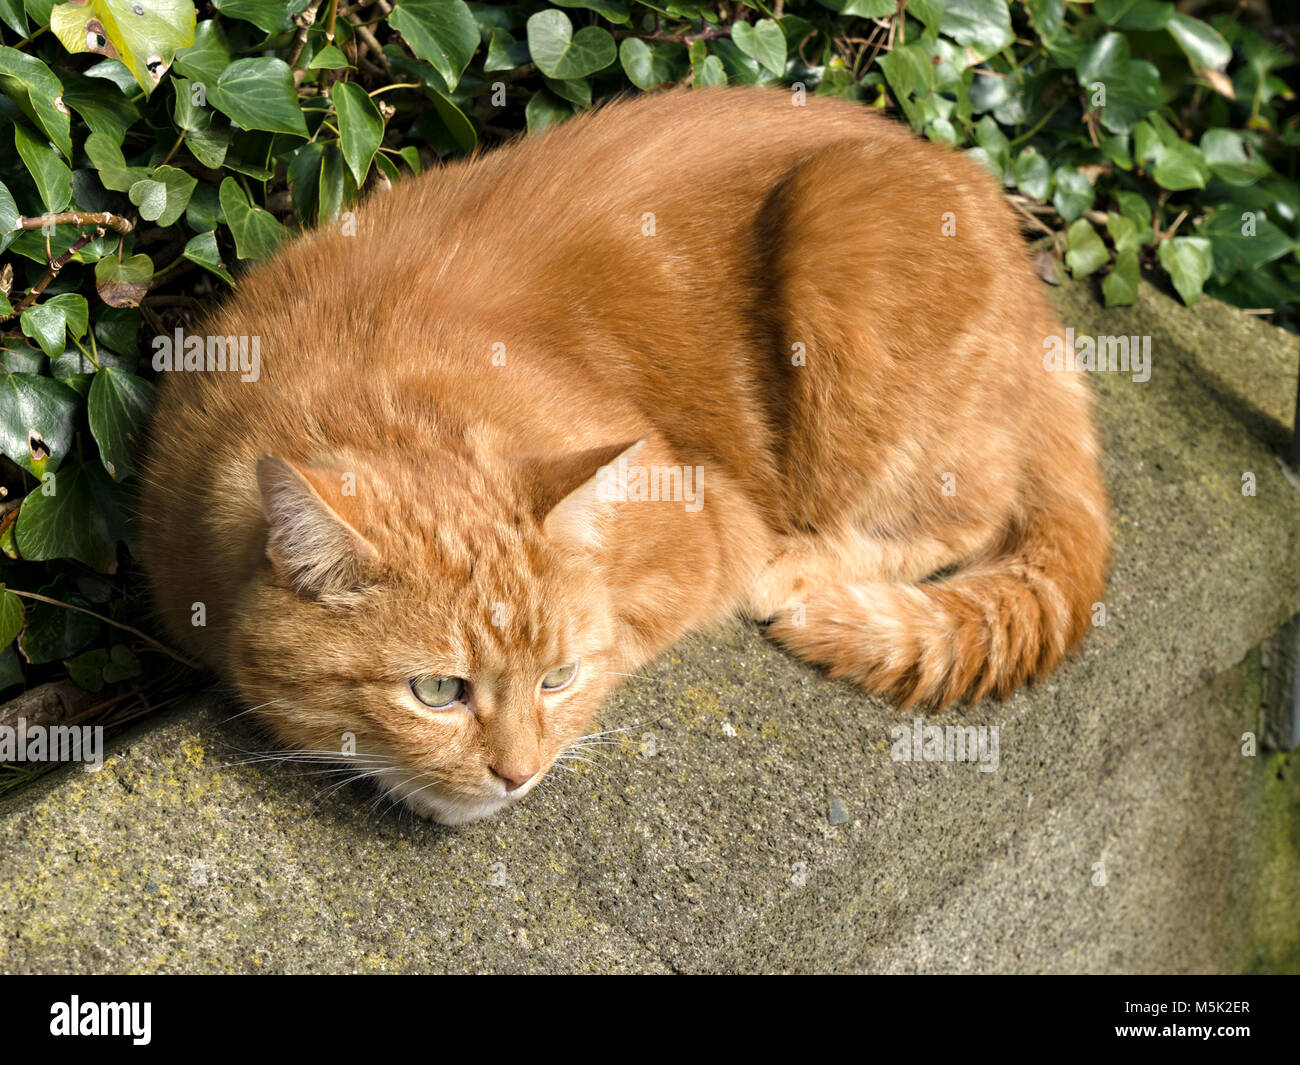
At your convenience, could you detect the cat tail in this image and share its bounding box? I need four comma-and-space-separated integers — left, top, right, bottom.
766, 450, 1110, 710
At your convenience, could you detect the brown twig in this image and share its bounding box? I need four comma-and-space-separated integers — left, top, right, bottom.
16, 212, 133, 234
6, 589, 202, 670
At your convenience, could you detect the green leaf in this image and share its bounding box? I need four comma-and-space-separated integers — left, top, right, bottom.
1052, 166, 1094, 222
389, 0, 480, 91
0, 0, 27, 36
49, 0, 196, 95
0, 46, 73, 159
939, 0, 1013, 62
1157, 236, 1213, 305
332, 81, 385, 186
526, 9, 616, 80
13, 124, 72, 212
693, 52, 726, 88
219, 177, 288, 260
103, 643, 142, 683
212, 58, 308, 138
0, 645, 22, 691
1105, 212, 1140, 254
1198, 208, 1296, 277
88, 365, 155, 480
84, 129, 150, 192
619, 37, 689, 91
212, 0, 295, 33
0, 178, 19, 254
1151, 139, 1208, 191
553, 0, 629, 22
1066, 218, 1109, 279
19, 293, 88, 359
173, 19, 231, 87
173, 76, 230, 168
0, 373, 80, 479
17, 582, 101, 664
65, 646, 110, 692
94, 252, 153, 308
731, 19, 786, 77
309, 44, 353, 71
0, 586, 24, 650
181, 229, 233, 284
1093, 0, 1172, 30
1102, 246, 1140, 306
525, 88, 572, 134
1166, 12, 1231, 71
484, 28, 529, 72
1200, 129, 1270, 188
15, 459, 128, 572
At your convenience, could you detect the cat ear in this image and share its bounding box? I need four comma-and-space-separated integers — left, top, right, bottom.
539, 439, 644, 552
257, 455, 378, 596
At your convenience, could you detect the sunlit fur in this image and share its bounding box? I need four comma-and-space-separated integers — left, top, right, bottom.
139, 88, 1110, 824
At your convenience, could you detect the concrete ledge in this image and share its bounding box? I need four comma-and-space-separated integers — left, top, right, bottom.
1, 280, 1298, 973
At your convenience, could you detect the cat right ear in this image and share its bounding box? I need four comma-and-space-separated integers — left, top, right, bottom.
257, 455, 378, 597
541, 439, 645, 553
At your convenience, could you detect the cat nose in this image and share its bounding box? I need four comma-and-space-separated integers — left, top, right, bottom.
492, 765, 537, 792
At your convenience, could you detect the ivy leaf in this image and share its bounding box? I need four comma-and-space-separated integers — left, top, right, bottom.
939, 0, 1013, 62
0, 46, 73, 159
211, 0, 296, 34
1093, 0, 1172, 31
0, 373, 79, 478
1013, 149, 1051, 200
484, 28, 530, 72
84, 129, 149, 192
1199, 130, 1270, 188
173, 76, 230, 168
1102, 246, 1140, 306
309, 44, 353, 70
389, 0, 479, 91
525, 88, 573, 134
17, 580, 101, 664
1157, 236, 1213, 305
731, 19, 786, 77
1197, 208, 1296, 278
1166, 13, 1231, 72
332, 81, 385, 186
212, 58, 308, 138
94, 252, 154, 308
172, 19, 231, 86
88, 364, 155, 480
15, 459, 128, 573
0, 585, 24, 649
619, 38, 689, 91
49, 0, 196, 96
218, 176, 288, 260
526, 9, 616, 80
1052, 166, 1094, 222
1151, 139, 1208, 191
1066, 218, 1109, 279
552, 0, 629, 22
13, 124, 72, 213
181, 229, 233, 284
20, 293, 88, 358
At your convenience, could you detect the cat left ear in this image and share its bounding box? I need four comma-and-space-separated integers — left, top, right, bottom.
257, 455, 379, 597
538, 439, 644, 553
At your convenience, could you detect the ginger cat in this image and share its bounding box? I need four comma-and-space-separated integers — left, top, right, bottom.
140, 88, 1109, 824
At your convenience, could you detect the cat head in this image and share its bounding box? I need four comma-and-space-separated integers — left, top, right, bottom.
231, 436, 644, 825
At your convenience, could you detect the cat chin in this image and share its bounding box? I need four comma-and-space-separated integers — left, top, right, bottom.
375, 768, 519, 826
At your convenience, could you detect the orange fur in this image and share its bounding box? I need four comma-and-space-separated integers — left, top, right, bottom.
139, 88, 1110, 823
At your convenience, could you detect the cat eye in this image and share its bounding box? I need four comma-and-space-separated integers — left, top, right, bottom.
409, 675, 465, 709
541, 662, 578, 692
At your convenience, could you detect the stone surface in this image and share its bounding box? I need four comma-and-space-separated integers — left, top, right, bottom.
1, 279, 1297, 973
